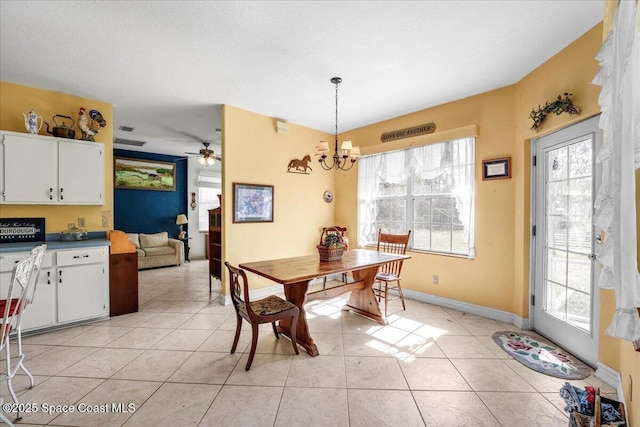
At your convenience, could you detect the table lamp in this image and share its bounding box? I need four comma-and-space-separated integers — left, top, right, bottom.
176, 214, 188, 239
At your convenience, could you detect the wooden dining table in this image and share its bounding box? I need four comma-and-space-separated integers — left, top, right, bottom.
239, 249, 410, 357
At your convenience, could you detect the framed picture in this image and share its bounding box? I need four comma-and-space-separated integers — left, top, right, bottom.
482, 157, 511, 180
233, 183, 274, 223
114, 157, 176, 191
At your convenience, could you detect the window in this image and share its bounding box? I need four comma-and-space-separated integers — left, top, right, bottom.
357, 136, 475, 258
197, 172, 221, 232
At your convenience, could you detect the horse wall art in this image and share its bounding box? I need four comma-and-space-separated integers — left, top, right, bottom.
287, 155, 312, 174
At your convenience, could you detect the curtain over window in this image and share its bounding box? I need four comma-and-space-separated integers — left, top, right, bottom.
358, 136, 475, 258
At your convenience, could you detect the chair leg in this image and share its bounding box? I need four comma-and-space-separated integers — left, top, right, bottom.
384, 281, 389, 318
4, 340, 21, 421
272, 321, 280, 339
15, 326, 34, 388
397, 280, 406, 311
245, 325, 259, 371
289, 310, 299, 355
230, 315, 242, 354
0, 407, 14, 427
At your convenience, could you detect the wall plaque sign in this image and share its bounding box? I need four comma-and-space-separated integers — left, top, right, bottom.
381, 122, 436, 142
0, 218, 46, 243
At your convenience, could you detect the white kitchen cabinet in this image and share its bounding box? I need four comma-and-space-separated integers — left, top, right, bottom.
0, 246, 108, 332
0, 130, 104, 205
56, 247, 108, 323
0, 251, 55, 331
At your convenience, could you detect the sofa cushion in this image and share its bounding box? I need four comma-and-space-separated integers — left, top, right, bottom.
139, 232, 169, 248
143, 246, 176, 257
126, 233, 140, 248
136, 248, 146, 258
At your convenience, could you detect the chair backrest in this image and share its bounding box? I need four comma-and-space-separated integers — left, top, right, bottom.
25, 244, 47, 304
1, 247, 42, 348
224, 261, 254, 316
376, 229, 411, 277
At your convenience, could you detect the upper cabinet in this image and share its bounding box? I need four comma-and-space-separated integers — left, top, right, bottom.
0, 130, 104, 205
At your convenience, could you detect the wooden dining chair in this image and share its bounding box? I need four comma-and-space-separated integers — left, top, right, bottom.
373, 229, 411, 318
225, 262, 300, 371
1, 244, 46, 423
321, 226, 348, 289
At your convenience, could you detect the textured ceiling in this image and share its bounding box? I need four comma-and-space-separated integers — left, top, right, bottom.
0, 1, 604, 156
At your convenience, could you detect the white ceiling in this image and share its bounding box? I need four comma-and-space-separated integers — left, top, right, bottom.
0, 1, 604, 157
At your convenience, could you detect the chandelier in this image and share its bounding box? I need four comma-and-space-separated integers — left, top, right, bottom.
316, 77, 360, 171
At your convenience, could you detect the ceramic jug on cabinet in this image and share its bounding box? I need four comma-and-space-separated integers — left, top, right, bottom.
23, 110, 43, 134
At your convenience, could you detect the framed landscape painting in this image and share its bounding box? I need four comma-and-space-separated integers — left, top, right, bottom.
114, 157, 176, 191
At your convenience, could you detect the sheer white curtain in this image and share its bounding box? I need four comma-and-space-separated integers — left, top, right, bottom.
450, 137, 476, 259
592, 0, 640, 341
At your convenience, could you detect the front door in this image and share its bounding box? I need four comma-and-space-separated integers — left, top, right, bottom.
532, 115, 601, 367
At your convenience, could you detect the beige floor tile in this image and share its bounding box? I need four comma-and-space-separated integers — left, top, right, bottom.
478, 391, 568, 427
342, 331, 394, 356
1, 343, 53, 361
51, 379, 161, 426
0, 374, 48, 401
397, 357, 471, 391
286, 355, 346, 388
407, 302, 452, 319
348, 389, 424, 427
106, 327, 173, 349
150, 329, 213, 351
413, 390, 501, 426
23, 325, 95, 345
8, 376, 104, 425
369, 324, 412, 345
200, 385, 281, 427
386, 316, 425, 333
275, 387, 349, 427
452, 359, 536, 392
475, 335, 512, 358
392, 334, 446, 359
413, 317, 472, 338
59, 348, 144, 378
503, 359, 585, 393
309, 332, 343, 356
226, 354, 293, 386
112, 349, 193, 382
23, 346, 99, 376
306, 312, 343, 333
139, 299, 178, 312
435, 335, 497, 358
137, 312, 192, 329
122, 382, 221, 427
179, 313, 230, 330
254, 330, 300, 355
63, 326, 134, 347
345, 356, 408, 389
457, 317, 518, 335
98, 312, 158, 327
542, 391, 572, 416
163, 300, 211, 313
198, 329, 250, 353
167, 351, 241, 384
197, 300, 234, 315
340, 312, 384, 334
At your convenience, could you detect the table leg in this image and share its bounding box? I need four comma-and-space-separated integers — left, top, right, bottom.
278, 280, 319, 357
343, 266, 386, 325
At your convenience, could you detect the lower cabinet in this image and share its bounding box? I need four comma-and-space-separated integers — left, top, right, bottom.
0, 246, 109, 332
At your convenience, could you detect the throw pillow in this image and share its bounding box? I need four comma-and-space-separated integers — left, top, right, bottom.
139, 232, 169, 248
126, 233, 140, 248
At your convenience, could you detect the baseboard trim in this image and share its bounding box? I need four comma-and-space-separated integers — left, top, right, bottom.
401, 288, 530, 330
595, 362, 625, 402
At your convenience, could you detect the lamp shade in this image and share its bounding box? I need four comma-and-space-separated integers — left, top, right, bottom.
176, 214, 188, 225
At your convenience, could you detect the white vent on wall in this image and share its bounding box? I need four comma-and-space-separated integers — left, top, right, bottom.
114, 138, 146, 147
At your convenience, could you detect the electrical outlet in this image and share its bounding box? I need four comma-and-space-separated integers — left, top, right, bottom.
433, 275, 439, 284
102, 217, 109, 227
67, 223, 75, 230
77, 217, 85, 228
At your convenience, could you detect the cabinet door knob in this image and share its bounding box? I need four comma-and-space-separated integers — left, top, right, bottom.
60, 188, 64, 200
47, 271, 51, 285
58, 270, 63, 283
50, 188, 53, 200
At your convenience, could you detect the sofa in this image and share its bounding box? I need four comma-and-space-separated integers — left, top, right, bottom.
126, 232, 184, 270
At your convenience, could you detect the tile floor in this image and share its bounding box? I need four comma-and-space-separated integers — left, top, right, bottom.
1, 259, 617, 426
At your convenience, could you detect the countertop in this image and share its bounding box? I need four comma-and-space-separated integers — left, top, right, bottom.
0, 232, 111, 253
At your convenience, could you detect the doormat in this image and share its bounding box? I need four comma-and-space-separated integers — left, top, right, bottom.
492, 331, 590, 380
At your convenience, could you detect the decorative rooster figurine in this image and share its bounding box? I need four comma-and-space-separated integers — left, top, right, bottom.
77, 107, 95, 141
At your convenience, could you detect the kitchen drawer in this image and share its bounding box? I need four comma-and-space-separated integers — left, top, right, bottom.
0, 251, 53, 272
56, 247, 105, 267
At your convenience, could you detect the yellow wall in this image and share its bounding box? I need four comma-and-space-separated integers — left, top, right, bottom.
0, 81, 114, 232
336, 86, 517, 313
221, 105, 335, 289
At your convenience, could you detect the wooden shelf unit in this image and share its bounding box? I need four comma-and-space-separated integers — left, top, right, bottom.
208, 206, 222, 292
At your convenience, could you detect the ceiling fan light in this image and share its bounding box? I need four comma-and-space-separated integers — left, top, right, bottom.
197, 157, 206, 166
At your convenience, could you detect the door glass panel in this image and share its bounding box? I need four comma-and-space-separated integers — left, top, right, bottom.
548, 146, 568, 181
567, 290, 590, 331
568, 139, 592, 178
545, 281, 567, 322
547, 181, 568, 214
547, 249, 567, 286
548, 216, 568, 250
567, 255, 591, 293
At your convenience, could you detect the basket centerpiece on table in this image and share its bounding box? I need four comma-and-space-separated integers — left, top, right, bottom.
317, 227, 347, 261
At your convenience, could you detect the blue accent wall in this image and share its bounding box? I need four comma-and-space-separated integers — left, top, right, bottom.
114, 149, 188, 238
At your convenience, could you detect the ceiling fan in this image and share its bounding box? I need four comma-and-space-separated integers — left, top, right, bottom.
184, 142, 222, 166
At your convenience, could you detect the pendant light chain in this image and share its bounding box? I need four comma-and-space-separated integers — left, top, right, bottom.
335, 79, 339, 147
